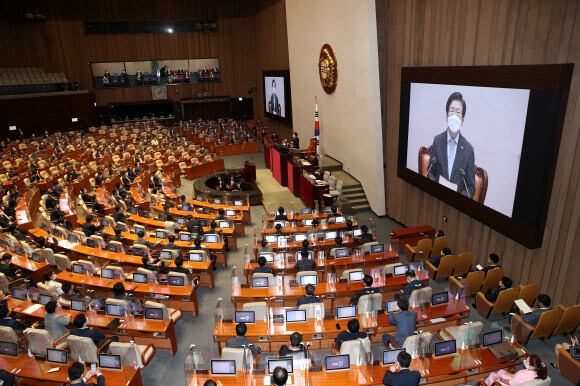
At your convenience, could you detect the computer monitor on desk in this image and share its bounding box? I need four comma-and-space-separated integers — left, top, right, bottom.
336, 305, 356, 319
211, 360, 236, 375
325, 231, 338, 240
434, 340, 456, 357
268, 358, 293, 374
285, 309, 307, 323
299, 274, 317, 286
235, 311, 255, 324
325, 354, 350, 371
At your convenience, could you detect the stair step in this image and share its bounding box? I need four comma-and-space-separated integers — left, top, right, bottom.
342, 187, 364, 194
344, 193, 367, 201
352, 204, 371, 212
348, 198, 369, 206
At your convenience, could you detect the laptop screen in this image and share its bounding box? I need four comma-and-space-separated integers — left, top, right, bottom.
180, 233, 191, 242
101, 268, 114, 279
285, 309, 307, 323
353, 229, 362, 237
86, 238, 96, 248
142, 211, 150, 218
72, 263, 85, 274
234, 200, 243, 206
133, 273, 148, 284
168, 275, 185, 286
482, 330, 503, 347
181, 204, 190, 211
325, 231, 338, 240
268, 358, 293, 374
300, 208, 312, 215
156, 230, 166, 239
294, 234, 306, 242
144, 307, 164, 320
335, 248, 350, 258
323, 206, 332, 213
265, 235, 277, 243
435, 340, 457, 357
189, 252, 203, 262
31, 252, 42, 263
99, 353, 122, 369
383, 349, 405, 365
299, 274, 317, 286
234, 311, 255, 324
47, 348, 68, 364
205, 234, 218, 243
196, 195, 203, 202
0, 341, 18, 357
71, 299, 86, 312
273, 221, 285, 228
393, 265, 408, 276
431, 292, 450, 306
325, 354, 350, 371
12, 288, 27, 300
259, 253, 274, 263
213, 198, 222, 204
211, 360, 236, 375
177, 218, 186, 225
129, 207, 137, 215
219, 221, 229, 228
335, 216, 345, 223
371, 244, 385, 254
226, 210, 236, 216
106, 304, 124, 317
304, 219, 314, 226
157, 213, 166, 221
101, 219, 109, 227
348, 271, 365, 282
251, 277, 269, 288
161, 250, 173, 260
386, 300, 398, 312
68, 234, 77, 242
39, 294, 53, 305
336, 305, 357, 319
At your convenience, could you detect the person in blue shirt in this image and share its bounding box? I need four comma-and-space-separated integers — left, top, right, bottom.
335, 318, 367, 350
520, 294, 551, 327
70, 313, 118, 348
351, 275, 380, 305
296, 284, 322, 307
252, 256, 275, 276
399, 270, 426, 300
381, 298, 417, 347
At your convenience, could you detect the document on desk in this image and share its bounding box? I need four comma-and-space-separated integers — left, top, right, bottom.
24, 304, 43, 314
438, 176, 458, 191
514, 299, 532, 314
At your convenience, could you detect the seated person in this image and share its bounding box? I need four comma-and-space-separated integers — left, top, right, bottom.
43, 270, 64, 296
0, 304, 31, 332
356, 225, 373, 245
44, 300, 71, 340
171, 256, 191, 275
426, 247, 452, 269
0, 369, 14, 386
70, 314, 119, 347
296, 284, 322, 307
81, 215, 104, 238
68, 361, 105, 386
334, 236, 344, 248
335, 318, 367, 350
91, 199, 106, 217
293, 251, 317, 272
273, 223, 284, 237
272, 367, 288, 386
476, 253, 501, 276
382, 350, 421, 386
226, 322, 261, 356
164, 235, 180, 251
433, 229, 445, 241
278, 332, 311, 360
274, 207, 288, 221
203, 381, 217, 386
0, 253, 21, 281
111, 282, 142, 313
345, 219, 355, 232
215, 209, 228, 221
519, 294, 551, 326
252, 256, 275, 276
305, 219, 319, 238
112, 206, 128, 224
141, 255, 160, 272
135, 230, 158, 249
327, 205, 338, 219
381, 298, 417, 348
351, 274, 380, 304
551, 335, 579, 370
399, 270, 426, 300
164, 215, 179, 234
483, 276, 512, 303
485, 354, 547, 386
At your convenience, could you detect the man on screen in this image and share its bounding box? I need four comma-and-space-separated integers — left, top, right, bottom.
268, 79, 282, 116
426, 92, 476, 198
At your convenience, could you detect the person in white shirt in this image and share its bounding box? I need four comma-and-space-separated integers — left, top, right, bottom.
43, 270, 63, 296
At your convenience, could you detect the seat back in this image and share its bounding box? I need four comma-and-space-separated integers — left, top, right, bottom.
411, 239, 432, 261
552, 305, 580, 336
168, 272, 189, 285
430, 236, 449, 257
518, 284, 540, 307
106, 298, 129, 313
242, 302, 268, 321
221, 347, 253, 371
463, 270, 485, 297
382, 262, 404, 276
491, 288, 519, 315
298, 302, 325, 319
108, 240, 124, 252
339, 337, 371, 364
453, 252, 473, 277
362, 241, 379, 254
144, 301, 170, 319
295, 271, 317, 284
43, 248, 57, 266
445, 321, 483, 348
76, 259, 96, 274
341, 268, 364, 280
37, 282, 59, 297
89, 235, 106, 249
54, 253, 71, 271
0, 272, 9, 294
24, 328, 54, 356
521, 377, 552, 386
408, 286, 432, 308
0, 326, 19, 343
67, 335, 99, 363
402, 332, 432, 356
434, 254, 457, 279
251, 272, 274, 286
109, 342, 144, 368
480, 267, 504, 292
530, 308, 564, 340
357, 293, 382, 313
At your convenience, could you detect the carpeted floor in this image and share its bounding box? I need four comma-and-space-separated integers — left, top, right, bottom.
140, 148, 573, 385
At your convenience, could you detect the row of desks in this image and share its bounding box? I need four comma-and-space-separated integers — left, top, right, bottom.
253, 236, 373, 257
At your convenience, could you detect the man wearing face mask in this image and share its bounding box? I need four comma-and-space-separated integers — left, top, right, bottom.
426, 92, 476, 198
268, 79, 281, 115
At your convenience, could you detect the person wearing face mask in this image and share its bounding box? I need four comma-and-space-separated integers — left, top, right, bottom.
426, 92, 476, 198
484, 353, 547, 385
268, 79, 281, 115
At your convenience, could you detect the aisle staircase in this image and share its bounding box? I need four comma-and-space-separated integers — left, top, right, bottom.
321, 155, 370, 213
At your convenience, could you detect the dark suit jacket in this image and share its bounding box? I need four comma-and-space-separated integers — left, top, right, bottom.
112, 210, 127, 223
226, 336, 261, 356
293, 137, 300, 149
383, 368, 421, 386
296, 295, 322, 308
0, 317, 28, 331
274, 214, 288, 221
269, 93, 280, 114
82, 222, 101, 237
403, 280, 426, 299
0, 369, 14, 386
71, 374, 105, 386
352, 287, 380, 305
70, 327, 107, 346
426, 130, 476, 198
521, 308, 551, 326
334, 330, 367, 350
484, 287, 508, 303
0, 263, 17, 281
293, 259, 317, 272
389, 310, 417, 347
252, 266, 275, 276
358, 233, 374, 245
481, 264, 501, 277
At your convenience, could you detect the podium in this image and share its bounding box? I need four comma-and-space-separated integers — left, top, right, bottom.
244, 161, 256, 182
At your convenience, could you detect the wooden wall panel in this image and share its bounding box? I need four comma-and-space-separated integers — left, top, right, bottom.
376, 0, 580, 305
0, 0, 290, 134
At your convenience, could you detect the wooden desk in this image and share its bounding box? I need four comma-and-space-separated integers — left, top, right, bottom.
96, 187, 115, 214
261, 221, 356, 235
266, 212, 336, 222
191, 341, 526, 385
253, 236, 373, 257
154, 206, 245, 236
55, 271, 200, 317
214, 300, 469, 353
187, 199, 251, 224
8, 298, 179, 355
0, 353, 142, 386
59, 190, 78, 228
15, 189, 39, 231
130, 186, 150, 211
390, 226, 435, 252
231, 273, 429, 312
184, 159, 225, 180
243, 251, 398, 282
0, 247, 49, 281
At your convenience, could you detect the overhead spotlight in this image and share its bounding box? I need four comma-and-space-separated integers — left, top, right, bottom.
167, 28, 173, 33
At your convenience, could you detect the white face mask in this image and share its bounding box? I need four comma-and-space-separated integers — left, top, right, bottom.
447, 114, 462, 133
523, 359, 530, 369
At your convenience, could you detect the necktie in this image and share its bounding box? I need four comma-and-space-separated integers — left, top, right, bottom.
448, 139, 456, 180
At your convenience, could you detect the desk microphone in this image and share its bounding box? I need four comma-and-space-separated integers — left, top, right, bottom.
426, 156, 436, 176
459, 169, 470, 198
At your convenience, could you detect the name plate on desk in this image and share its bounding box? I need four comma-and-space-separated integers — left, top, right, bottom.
250, 259, 257, 264
338, 279, 347, 283
364, 329, 374, 334
241, 284, 250, 288
312, 334, 324, 339
274, 297, 284, 302
196, 369, 209, 374
258, 336, 269, 341
222, 319, 233, 324
310, 366, 323, 372
254, 369, 265, 375
289, 283, 298, 287
287, 258, 296, 263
